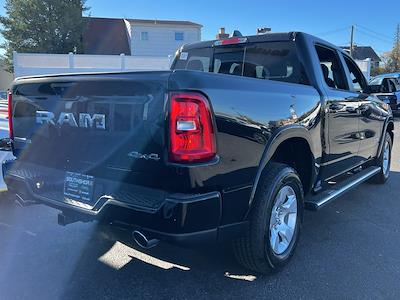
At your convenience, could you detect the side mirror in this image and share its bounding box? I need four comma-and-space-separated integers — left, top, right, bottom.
0, 138, 12, 151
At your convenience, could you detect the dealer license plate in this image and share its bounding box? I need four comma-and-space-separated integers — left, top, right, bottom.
64, 172, 95, 203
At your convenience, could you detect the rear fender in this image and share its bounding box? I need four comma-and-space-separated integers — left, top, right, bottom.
246, 125, 316, 214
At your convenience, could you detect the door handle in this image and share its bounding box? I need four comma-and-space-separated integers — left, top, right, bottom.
345, 106, 357, 113
329, 103, 344, 112
357, 105, 370, 114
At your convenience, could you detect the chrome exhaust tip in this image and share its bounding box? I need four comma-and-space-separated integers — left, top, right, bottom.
133, 230, 159, 249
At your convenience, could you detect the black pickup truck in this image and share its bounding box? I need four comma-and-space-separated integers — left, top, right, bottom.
3, 32, 394, 273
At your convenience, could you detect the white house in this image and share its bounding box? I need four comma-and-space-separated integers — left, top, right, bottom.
125, 19, 202, 57
13, 17, 202, 78
83, 17, 202, 58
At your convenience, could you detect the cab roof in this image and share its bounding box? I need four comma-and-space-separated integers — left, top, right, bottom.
182, 32, 298, 50
181, 31, 345, 55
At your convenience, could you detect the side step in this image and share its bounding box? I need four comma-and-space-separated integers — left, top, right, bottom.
305, 166, 381, 211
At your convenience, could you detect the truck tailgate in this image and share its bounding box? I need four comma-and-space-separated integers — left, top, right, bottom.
10, 71, 173, 196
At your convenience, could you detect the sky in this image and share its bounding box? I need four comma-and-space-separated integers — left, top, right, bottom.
0, 0, 399, 55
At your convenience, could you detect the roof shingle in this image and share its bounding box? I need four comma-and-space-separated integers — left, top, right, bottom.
341, 46, 381, 62
126, 18, 202, 27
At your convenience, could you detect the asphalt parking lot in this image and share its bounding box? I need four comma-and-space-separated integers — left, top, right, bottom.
1, 122, 400, 300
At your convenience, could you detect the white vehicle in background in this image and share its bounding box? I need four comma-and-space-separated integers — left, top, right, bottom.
370, 73, 400, 88
0, 91, 8, 119
369, 74, 400, 114
0, 91, 7, 101
0, 90, 13, 194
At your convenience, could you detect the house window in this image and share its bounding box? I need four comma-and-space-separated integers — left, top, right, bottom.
175, 32, 184, 41
141, 32, 149, 41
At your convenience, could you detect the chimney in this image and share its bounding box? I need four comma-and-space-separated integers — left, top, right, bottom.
216, 27, 230, 40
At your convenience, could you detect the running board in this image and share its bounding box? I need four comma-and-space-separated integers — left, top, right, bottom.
304, 166, 381, 211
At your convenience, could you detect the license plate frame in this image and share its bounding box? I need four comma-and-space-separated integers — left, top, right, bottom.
64, 172, 95, 203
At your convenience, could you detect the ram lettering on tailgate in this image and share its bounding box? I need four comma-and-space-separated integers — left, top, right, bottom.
36, 111, 106, 130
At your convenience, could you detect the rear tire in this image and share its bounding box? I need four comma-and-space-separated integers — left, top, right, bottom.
370, 132, 392, 184
233, 163, 303, 274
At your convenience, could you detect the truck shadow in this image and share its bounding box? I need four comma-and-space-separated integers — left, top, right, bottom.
2, 170, 400, 299
59, 224, 257, 299
57, 170, 400, 299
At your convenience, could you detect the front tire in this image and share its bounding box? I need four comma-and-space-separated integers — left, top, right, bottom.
370, 132, 392, 184
233, 163, 303, 274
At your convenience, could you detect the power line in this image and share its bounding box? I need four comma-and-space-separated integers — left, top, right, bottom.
317, 26, 350, 37
357, 25, 393, 41
357, 28, 393, 45
357, 28, 393, 43
316, 25, 393, 53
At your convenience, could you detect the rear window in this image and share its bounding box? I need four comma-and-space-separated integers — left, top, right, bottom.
172, 41, 309, 85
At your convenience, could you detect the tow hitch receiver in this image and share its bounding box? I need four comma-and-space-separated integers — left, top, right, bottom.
58, 213, 83, 226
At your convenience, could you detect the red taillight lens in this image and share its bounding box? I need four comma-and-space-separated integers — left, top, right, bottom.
169, 92, 216, 163
214, 37, 248, 46
7, 91, 13, 139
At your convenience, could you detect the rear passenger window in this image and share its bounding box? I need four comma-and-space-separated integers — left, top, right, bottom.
315, 45, 348, 90
214, 45, 245, 76
172, 41, 310, 86
243, 42, 309, 85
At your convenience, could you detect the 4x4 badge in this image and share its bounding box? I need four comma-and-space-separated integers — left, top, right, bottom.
128, 151, 160, 161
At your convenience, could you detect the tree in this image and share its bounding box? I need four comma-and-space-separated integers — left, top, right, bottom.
0, 0, 89, 71
380, 24, 400, 74
388, 24, 400, 72
373, 52, 392, 76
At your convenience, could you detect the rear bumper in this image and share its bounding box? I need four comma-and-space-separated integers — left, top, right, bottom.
3, 160, 248, 244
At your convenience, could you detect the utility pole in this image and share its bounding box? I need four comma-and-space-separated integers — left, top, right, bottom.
350, 25, 355, 58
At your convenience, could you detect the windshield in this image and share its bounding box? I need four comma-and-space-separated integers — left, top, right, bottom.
369, 76, 384, 85
172, 41, 309, 85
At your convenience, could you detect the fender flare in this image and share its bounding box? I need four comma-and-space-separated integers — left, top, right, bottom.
246, 125, 316, 214
377, 117, 394, 158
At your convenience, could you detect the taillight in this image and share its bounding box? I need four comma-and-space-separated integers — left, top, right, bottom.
169, 92, 216, 163
7, 91, 13, 139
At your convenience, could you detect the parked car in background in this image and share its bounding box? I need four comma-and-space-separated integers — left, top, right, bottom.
0, 91, 7, 102
0, 90, 13, 194
370, 73, 400, 87
0, 91, 8, 118
369, 75, 400, 113
373, 72, 400, 83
